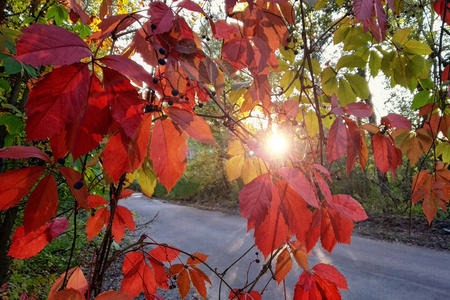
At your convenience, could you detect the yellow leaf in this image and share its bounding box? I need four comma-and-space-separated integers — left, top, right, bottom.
280, 70, 296, 97
229, 88, 246, 105
138, 165, 157, 198
392, 27, 411, 46
241, 157, 258, 185
228, 140, 245, 156
123, 170, 137, 188
226, 155, 244, 181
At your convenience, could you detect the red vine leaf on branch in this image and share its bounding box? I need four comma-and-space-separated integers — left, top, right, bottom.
149, 1, 174, 34
59, 167, 90, 210
168, 258, 211, 300
93, 13, 143, 40
0, 167, 45, 211
228, 290, 262, 300
14, 23, 92, 67
275, 168, 318, 208
93, 291, 133, 300
149, 245, 180, 263
111, 205, 135, 243
48, 288, 85, 300
274, 247, 292, 284
8, 218, 69, 259
0, 146, 52, 163
294, 263, 347, 300
372, 133, 402, 179
25, 63, 90, 141
325, 195, 368, 222
150, 118, 188, 193
66, 267, 88, 295
327, 118, 348, 163
167, 107, 216, 146
68, 0, 90, 24
23, 174, 58, 234
121, 252, 158, 297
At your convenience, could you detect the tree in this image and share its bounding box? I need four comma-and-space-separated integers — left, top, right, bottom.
0, 0, 448, 299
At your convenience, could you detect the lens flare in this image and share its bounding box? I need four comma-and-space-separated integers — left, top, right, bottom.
266, 133, 288, 156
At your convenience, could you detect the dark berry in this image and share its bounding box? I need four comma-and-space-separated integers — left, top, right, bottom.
158, 58, 166, 65
198, 103, 203, 108
286, 37, 291, 43
159, 48, 166, 55
153, 77, 159, 84
186, 82, 190, 86
57, 158, 65, 165
168, 100, 174, 105
255, 252, 259, 256
172, 89, 179, 96
294, 50, 299, 55
206, 37, 210, 41
151, 24, 157, 30
185, 97, 189, 101
284, 45, 289, 51
73, 181, 84, 190
336, 175, 341, 181
202, 35, 206, 39
255, 259, 260, 263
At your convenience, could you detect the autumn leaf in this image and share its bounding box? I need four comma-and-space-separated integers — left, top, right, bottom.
149, 245, 180, 263
187, 252, 208, 265
0, 167, 45, 211
275, 168, 318, 207
25, 63, 90, 141
67, 267, 88, 295
0, 146, 52, 163
48, 288, 85, 300
59, 167, 90, 210
372, 133, 402, 178
94, 291, 133, 300
23, 174, 59, 234
326, 195, 368, 222
150, 118, 188, 193
15, 23, 91, 67
327, 118, 348, 163
177, 269, 191, 299
274, 248, 292, 284
86, 207, 108, 241
148, 2, 174, 34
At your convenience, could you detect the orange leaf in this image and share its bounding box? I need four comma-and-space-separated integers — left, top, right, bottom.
188, 268, 207, 299
168, 264, 185, 276
88, 195, 108, 208
150, 118, 188, 193
86, 207, 107, 241
59, 167, 89, 210
190, 265, 211, 285
0, 167, 45, 211
121, 252, 145, 297
67, 267, 88, 295
48, 288, 85, 300
291, 244, 309, 272
177, 269, 191, 299
187, 252, 208, 265
49, 268, 77, 294
94, 291, 133, 300
274, 248, 292, 285
23, 175, 58, 234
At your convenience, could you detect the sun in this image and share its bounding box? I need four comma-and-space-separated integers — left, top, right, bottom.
265, 133, 288, 157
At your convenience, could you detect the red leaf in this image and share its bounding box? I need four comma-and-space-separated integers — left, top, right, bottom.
327, 118, 348, 163
281, 100, 299, 119
15, 24, 91, 67
148, 257, 169, 289
116, 206, 135, 232
59, 167, 90, 210
86, 207, 107, 241
149, 245, 180, 263
142, 264, 158, 297
168, 107, 216, 146
222, 37, 254, 71
49, 217, 70, 239
66, 74, 112, 160
8, 224, 51, 259
68, 0, 90, 24
342, 102, 373, 118
213, 20, 239, 39
148, 2, 174, 34
26, 63, 90, 141
0, 167, 45, 211
23, 175, 58, 234
0, 146, 52, 163
94, 14, 142, 40
94, 291, 133, 300
381, 113, 412, 130
103, 68, 144, 138
150, 119, 188, 193
239, 173, 273, 228
177, 269, 191, 299
100, 55, 156, 88
121, 252, 145, 297
353, 0, 374, 21
228, 289, 262, 300
275, 168, 318, 207
88, 195, 108, 208
326, 195, 368, 222
312, 263, 348, 290
120, 189, 135, 199
322, 208, 354, 253
102, 131, 133, 183
372, 133, 402, 178
177, 0, 206, 14
253, 184, 290, 258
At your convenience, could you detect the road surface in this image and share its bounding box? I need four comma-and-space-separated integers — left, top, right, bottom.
121, 194, 450, 300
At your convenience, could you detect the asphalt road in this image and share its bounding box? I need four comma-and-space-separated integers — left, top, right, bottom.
121, 194, 450, 300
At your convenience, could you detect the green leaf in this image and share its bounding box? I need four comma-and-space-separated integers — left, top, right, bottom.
392, 28, 411, 46
418, 78, 434, 90
3, 104, 24, 117
0, 78, 11, 91
22, 64, 36, 78
0, 114, 24, 135
304, 58, 321, 75
407, 55, 429, 79
343, 27, 370, 51
381, 51, 396, 76
354, 47, 370, 62
321, 68, 338, 95
280, 70, 297, 97
411, 90, 430, 110
369, 50, 382, 77
336, 55, 366, 70
333, 23, 351, 45
4, 40, 15, 55
4, 58, 21, 74
403, 40, 433, 56
344, 73, 370, 99
338, 78, 357, 106
436, 143, 450, 163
